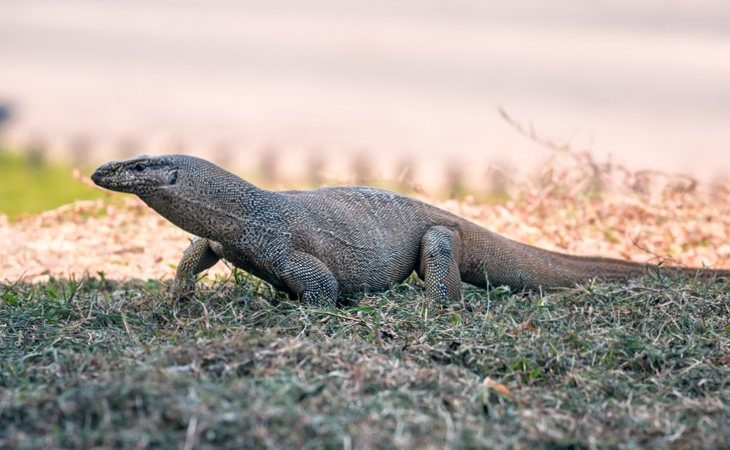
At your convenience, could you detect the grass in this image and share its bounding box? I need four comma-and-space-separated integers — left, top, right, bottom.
0, 151, 102, 220
1, 272, 729, 449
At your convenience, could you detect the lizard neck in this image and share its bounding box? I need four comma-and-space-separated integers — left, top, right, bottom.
140, 169, 278, 242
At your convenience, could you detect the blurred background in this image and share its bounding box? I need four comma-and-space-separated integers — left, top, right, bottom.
1, 0, 729, 216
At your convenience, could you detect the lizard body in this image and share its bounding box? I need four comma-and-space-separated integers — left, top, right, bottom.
91, 155, 730, 305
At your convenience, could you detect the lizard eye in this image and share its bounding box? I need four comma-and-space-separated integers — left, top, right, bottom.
134, 163, 146, 172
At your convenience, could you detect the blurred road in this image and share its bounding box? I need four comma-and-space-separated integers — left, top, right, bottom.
1, 0, 729, 187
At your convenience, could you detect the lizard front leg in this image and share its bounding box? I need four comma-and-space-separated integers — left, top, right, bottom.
276, 251, 340, 308
418, 226, 463, 303
171, 237, 222, 300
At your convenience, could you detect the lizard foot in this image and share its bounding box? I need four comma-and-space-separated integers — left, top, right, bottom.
171, 278, 197, 302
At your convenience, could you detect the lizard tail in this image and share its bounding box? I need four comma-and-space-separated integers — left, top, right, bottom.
541, 250, 730, 287
466, 227, 730, 291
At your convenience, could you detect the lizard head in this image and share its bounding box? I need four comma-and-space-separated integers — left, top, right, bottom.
92, 154, 258, 240
91, 155, 180, 197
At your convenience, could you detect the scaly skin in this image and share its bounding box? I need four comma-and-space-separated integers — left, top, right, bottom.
91, 155, 730, 306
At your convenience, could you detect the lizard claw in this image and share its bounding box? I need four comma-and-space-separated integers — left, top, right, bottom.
302, 291, 337, 309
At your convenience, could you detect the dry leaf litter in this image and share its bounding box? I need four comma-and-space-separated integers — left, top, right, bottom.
2, 177, 728, 285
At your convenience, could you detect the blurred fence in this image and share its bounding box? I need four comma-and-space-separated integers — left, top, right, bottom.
1, 131, 524, 199
2, 126, 714, 201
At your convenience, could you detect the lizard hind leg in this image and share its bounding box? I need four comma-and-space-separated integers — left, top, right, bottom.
171, 237, 222, 301
418, 226, 463, 303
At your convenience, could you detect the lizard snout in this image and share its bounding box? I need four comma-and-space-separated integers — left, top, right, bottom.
91, 161, 128, 191
91, 163, 113, 187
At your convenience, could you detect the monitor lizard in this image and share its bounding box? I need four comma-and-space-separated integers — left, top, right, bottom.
91, 154, 730, 306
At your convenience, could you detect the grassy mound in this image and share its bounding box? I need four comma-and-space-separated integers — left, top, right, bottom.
0, 151, 102, 220
2, 273, 728, 448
